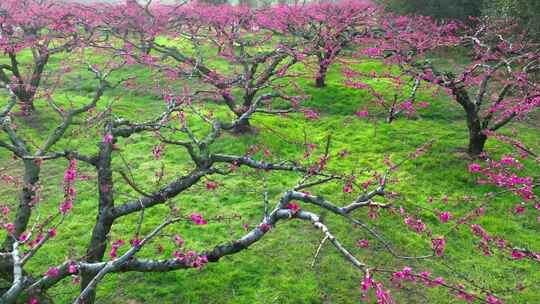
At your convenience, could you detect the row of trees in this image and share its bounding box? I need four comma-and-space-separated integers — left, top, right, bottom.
0, 0, 538, 303
4, 0, 538, 156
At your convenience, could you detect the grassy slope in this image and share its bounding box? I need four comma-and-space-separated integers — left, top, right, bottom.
0, 49, 539, 304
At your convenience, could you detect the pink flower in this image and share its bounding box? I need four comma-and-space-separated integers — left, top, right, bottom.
190, 214, 208, 225
514, 204, 525, 214
357, 239, 369, 248
438, 211, 451, 223
64, 159, 77, 183
476, 207, 485, 216
173, 250, 185, 261
59, 200, 73, 214
486, 294, 501, 304
416, 102, 430, 108
402, 266, 412, 275
45, 267, 60, 277
431, 237, 446, 256
399, 100, 414, 111
2, 206, 9, 217
433, 277, 445, 285
18, 232, 29, 242
109, 239, 126, 259
49, 228, 57, 238
152, 144, 164, 160
468, 163, 482, 173
338, 150, 349, 158
286, 203, 300, 213
4, 223, 14, 233
205, 182, 218, 190
174, 235, 184, 247
362, 47, 382, 57
355, 110, 369, 118
259, 223, 272, 232
420, 271, 431, 278
68, 264, 78, 274
471, 224, 490, 241
342, 69, 356, 78
404, 216, 426, 233
103, 134, 113, 143
301, 108, 320, 120
442, 195, 449, 203
343, 177, 355, 194
374, 282, 392, 302
242, 223, 249, 231
511, 250, 526, 260
305, 143, 317, 150
361, 275, 373, 292
192, 255, 208, 270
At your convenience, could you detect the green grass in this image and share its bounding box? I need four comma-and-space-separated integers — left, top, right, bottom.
0, 48, 539, 304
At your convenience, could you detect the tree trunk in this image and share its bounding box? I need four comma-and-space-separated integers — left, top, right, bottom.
315, 64, 328, 88
80, 214, 114, 303
231, 117, 254, 134
16, 53, 48, 115
386, 100, 398, 123
18, 94, 35, 115
80, 141, 115, 304
2, 160, 40, 251
0, 160, 44, 302
230, 92, 257, 134
464, 105, 487, 157
467, 122, 487, 157
386, 94, 402, 123
453, 86, 487, 157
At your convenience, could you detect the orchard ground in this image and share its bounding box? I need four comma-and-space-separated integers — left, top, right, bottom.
1, 47, 539, 303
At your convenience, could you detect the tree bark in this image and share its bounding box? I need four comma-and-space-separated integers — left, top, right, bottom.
10, 53, 49, 115
231, 117, 254, 134
0, 160, 42, 301
16, 94, 35, 115
2, 160, 40, 251
230, 92, 257, 134
386, 101, 398, 123
467, 120, 487, 157
80, 141, 115, 304
315, 63, 328, 88
454, 87, 487, 157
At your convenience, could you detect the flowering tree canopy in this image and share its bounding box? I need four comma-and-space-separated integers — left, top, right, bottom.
96, 2, 307, 133
0, 0, 97, 114
263, 0, 379, 88
362, 15, 540, 156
